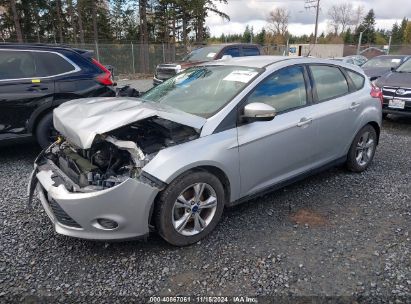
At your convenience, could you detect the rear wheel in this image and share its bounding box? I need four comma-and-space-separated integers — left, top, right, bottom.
346, 125, 377, 172
35, 112, 59, 149
154, 171, 225, 246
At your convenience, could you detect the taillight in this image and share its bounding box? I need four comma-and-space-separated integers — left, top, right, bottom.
370, 85, 383, 104
92, 58, 114, 86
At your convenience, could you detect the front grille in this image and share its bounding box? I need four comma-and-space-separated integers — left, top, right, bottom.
382, 86, 411, 110
48, 199, 82, 228
156, 66, 178, 80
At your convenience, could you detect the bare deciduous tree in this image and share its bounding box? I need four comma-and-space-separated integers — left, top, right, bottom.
267, 7, 290, 43
352, 5, 365, 29
328, 4, 354, 35
339, 4, 352, 33
328, 5, 341, 35
10, 0, 22, 42
56, 0, 64, 43
67, 0, 78, 44
92, 0, 98, 43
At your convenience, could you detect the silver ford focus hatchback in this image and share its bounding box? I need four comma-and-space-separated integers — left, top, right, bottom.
29, 56, 382, 246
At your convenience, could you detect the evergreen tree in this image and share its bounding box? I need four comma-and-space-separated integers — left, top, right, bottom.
355, 9, 376, 44
404, 21, 411, 43
391, 22, 401, 44
399, 18, 408, 43
255, 28, 266, 45
343, 28, 353, 44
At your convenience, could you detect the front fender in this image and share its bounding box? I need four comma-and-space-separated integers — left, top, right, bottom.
143, 128, 241, 202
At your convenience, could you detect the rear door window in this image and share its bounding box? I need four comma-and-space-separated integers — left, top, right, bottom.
222, 47, 241, 58
0, 50, 37, 80
310, 65, 349, 102
346, 70, 365, 90
243, 47, 260, 56
33, 52, 77, 77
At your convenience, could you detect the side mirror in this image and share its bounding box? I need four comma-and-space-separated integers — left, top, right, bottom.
391, 67, 396, 72
242, 102, 276, 122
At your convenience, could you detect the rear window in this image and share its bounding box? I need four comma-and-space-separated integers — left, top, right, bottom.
310, 65, 349, 101
34, 52, 76, 76
243, 47, 260, 56
0, 50, 36, 80
346, 70, 365, 90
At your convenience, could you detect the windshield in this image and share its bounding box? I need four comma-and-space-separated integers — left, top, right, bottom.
396, 58, 411, 73
141, 66, 261, 118
362, 56, 403, 68
183, 46, 224, 62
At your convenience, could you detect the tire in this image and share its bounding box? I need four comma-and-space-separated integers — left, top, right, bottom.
35, 112, 58, 149
346, 125, 377, 173
382, 113, 388, 119
154, 170, 225, 246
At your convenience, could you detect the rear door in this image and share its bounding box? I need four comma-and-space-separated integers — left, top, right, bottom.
0, 49, 55, 137
307, 64, 364, 161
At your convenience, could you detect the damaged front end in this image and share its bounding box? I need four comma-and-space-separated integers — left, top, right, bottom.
28, 115, 200, 240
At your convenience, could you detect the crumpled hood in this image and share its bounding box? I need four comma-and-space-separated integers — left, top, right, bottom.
53, 97, 206, 149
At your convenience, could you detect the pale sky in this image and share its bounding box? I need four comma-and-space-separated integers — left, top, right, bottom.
205, 0, 411, 37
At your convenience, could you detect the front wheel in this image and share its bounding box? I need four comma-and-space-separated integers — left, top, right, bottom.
154, 171, 225, 246
35, 112, 59, 149
346, 125, 377, 172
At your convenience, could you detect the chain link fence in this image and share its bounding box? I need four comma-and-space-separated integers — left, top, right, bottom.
60, 43, 411, 77
69, 43, 188, 76
65, 43, 290, 77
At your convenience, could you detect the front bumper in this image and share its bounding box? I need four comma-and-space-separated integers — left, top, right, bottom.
382, 108, 411, 117
30, 161, 160, 240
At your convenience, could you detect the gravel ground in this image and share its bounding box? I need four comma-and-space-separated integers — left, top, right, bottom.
0, 116, 410, 303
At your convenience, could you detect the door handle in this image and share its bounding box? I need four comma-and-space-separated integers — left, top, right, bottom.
297, 117, 313, 127
27, 85, 48, 92
350, 102, 360, 110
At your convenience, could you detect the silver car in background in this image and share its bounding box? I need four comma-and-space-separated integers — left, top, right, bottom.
29, 56, 382, 246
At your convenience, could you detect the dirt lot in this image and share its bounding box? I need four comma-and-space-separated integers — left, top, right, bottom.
0, 116, 410, 303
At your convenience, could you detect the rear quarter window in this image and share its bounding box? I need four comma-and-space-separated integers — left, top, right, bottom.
346, 69, 365, 90
34, 52, 77, 77
243, 47, 260, 56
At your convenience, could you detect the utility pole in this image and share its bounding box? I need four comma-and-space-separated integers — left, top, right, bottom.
357, 31, 364, 55
305, 0, 320, 44
387, 34, 392, 54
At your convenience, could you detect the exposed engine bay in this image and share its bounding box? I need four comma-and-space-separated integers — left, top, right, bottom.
41, 117, 199, 192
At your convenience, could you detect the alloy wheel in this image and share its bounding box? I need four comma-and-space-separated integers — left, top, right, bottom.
172, 183, 218, 236
355, 131, 375, 167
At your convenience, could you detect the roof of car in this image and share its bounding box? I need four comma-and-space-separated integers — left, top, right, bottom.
0, 43, 92, 55
373, 55, 409, 58
205, 56, 292, 68
203, 55, 365, 74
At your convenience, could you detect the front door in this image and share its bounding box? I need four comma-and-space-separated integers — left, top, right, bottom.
237, 65, 321, 196
0, 50, 54, 137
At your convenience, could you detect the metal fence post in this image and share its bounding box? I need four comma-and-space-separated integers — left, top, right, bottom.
95, 40, 100, 61
162, 43, 165, 63
131, 42, 136, 74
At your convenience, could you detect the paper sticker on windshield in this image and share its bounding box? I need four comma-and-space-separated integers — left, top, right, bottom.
223, 70, 258, 83
392, 59, 401, 63
207, 52, 216, 58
